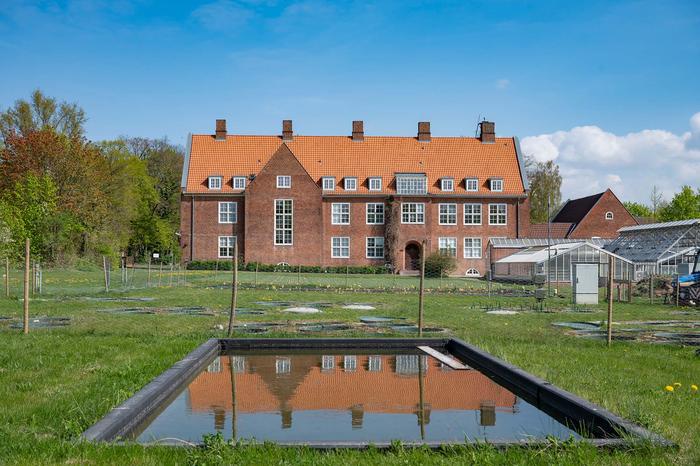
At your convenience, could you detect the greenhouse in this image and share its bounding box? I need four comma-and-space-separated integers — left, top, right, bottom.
604, 219, 700, 280
493, 241, 634, 284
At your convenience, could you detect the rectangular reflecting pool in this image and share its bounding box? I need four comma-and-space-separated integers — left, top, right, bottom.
83, 338, 672, 449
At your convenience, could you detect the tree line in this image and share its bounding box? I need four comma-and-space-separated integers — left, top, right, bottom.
0, 90, 182, 265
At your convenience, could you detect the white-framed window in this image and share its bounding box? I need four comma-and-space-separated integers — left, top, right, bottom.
465, 268, 481, 277
331, 237, 350, 258
208, 176, 222, 190
231, 356, 245, 373
218, 202, 237, 224
368, 355, 382, 372
464, 203, 482, 225
366, 237, 384, 259
396, 174, 427, 195
218, 236, 236, 258
232, 176, 246, 189
439, 237, 457, 257
366, 203, 385, 224
276, 175, 291, 188
464, 237, 482, 258
274, 199, 293, 245
439, 203, 457, 225
401, 203, 425, 224
440, 178, 454, 192
343, 355, 357, 372
344, 177, 357, 191
605, 211, 614, 220
322, 177, 335, 190
331, 203, 350, 225
207, 358, 222, 373
490, 178, 503, 192
322, 355, 335, 371
489, 203, 507, 225
465, 178, 479, 192
368, 177, 382, 191
276, 357, 291, 374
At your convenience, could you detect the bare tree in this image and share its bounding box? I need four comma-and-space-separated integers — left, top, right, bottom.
650, 185, 664, 220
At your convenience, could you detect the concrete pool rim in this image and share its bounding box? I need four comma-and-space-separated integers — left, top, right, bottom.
81, 337, 674, 450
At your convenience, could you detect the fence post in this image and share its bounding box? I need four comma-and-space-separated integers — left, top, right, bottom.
169, 257, 174, 287
255, 263, 258, 286
103, 256, 110, 292
297, 265, 301, 286
607, 256, 614, 347
418, 240, 426, 337
627, 276, 633, 303
158, 261, 163, 287
37, 264, 42, 295
676, 274, 680, 307
649, 275, 653, 304
345, 265, 349, 289
227, 241, 239, 337
23, 239, 30, 334
147, 255, 152, 288
4, 257, 9, 297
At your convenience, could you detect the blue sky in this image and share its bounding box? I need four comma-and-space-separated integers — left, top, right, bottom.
1, 0, 699, 202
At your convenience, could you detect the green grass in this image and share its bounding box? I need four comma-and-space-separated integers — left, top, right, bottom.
0, 268, 698, 465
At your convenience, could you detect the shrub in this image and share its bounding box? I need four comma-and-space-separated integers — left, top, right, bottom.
424, 252, 456, 278
186, 260, 389, 275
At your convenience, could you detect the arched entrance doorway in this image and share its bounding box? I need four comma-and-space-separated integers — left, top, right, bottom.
404, 243, 421, 271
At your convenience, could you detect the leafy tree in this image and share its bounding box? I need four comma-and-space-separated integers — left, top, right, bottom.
623, 201, 653, 218
525, 157, 562, 223
0, 89, 86, 141
658, 186, 700, 221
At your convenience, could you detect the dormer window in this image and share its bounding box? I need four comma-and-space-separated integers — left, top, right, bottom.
440, 178, 454, 192
465, 178, 479, 192
344, 177, 357, 191
232, 176, 246, 190
277, 176, 291, 188
368, 177, 382, 191
208, 176, 222, 190
489, 178, 503, 192
605, 212, 614, 220
322, 177, 335, 190
396, 174, 427, 195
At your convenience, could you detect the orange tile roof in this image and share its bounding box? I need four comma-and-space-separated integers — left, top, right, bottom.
528, 223, 574, 239
184, 135, 526, 195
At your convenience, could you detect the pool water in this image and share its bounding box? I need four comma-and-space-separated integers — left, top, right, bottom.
134, 350, 580, 444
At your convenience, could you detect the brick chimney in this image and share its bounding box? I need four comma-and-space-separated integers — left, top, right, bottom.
215, 119, 227, 140
479, 121, 495, 144
417, 121, 431, 142
282, 120, 293, 141
352, 120, 364, 141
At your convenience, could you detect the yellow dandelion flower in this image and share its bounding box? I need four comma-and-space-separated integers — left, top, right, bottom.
673, 382, 682, 388
691, 384, 698, 392
664, 385, 674, 392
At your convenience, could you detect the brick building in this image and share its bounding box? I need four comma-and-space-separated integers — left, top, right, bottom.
179, 119, 530, 276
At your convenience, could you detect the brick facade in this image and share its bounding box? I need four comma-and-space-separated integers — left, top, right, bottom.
566, 190, 637, 239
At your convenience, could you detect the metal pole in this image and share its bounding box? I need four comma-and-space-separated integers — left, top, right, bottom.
227, 240, 239, 337
418, 240, 426, 337
607, 256, 614, 347
547, 194, 551, 297
23, 239, 30, 334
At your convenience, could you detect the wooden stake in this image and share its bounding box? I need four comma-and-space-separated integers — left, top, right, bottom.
297, 265, 301, 285
227, 241, 239, 337
23, 239, 30, 334
147, 254, 152, 288
649, 275, 653, 304
103, 256, 110, 292
158, 261, 163, 287
418, 240, 426, 337
607, 256, 614, 347
255, 263, 258, 286
169, 258, 174, 287
676, 275, 680, 307
5, 257, 9, 297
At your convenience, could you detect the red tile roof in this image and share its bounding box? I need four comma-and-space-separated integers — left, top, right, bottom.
528, 223, 574, 238
184, 134, 526, 195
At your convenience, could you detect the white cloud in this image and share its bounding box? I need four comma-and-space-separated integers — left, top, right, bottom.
495, 78, 510, 89
521, 113, 700, 203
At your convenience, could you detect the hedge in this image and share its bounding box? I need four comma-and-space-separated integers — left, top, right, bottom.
186, 260, 390, 275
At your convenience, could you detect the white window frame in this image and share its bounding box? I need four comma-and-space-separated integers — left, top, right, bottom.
344, 177, 357, 191
321, 355, 335, 371
366, 203, 385, 225
366, 236, 385, 259
274, 199, 293, 245
275, 357, 291, 374
605, 211, 614, 220
218, 236, 237, 258
322, 177, 335, 190
396, 174, 427, 195
490, 178, 503, 192
343, 355, 357, 372
465, 267, 481, 277
218, 202, 237, 224
368, 355, 382, 371
440, 178, 454, 192
438, 237, 457, 257
368, 177, 382, 191
331, 236, 350, 258
208, 176, 222, 190
464, 237, 482, 258
232, 176, 246, 190
465, 178, 479, 192
464, 203, 482, 225
401, 203, 425, 224
276, 175, 291, 189
489, 203, 507, 225
331, 203, 350, 225
439, 203, 457, 225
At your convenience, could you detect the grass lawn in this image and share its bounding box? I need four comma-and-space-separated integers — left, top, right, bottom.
0, 268, 698, 465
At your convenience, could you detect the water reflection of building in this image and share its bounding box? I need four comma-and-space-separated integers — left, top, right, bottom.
189, 354, 517, 431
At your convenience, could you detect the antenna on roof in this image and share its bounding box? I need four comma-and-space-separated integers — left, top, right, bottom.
474, 114, 483, 137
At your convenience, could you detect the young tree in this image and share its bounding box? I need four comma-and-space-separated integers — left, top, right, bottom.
649, 185, 664, 220
658, 186, 700, 221
0, 89, 86, 141
623, 201, 653, 218
525, 156, 562, 223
